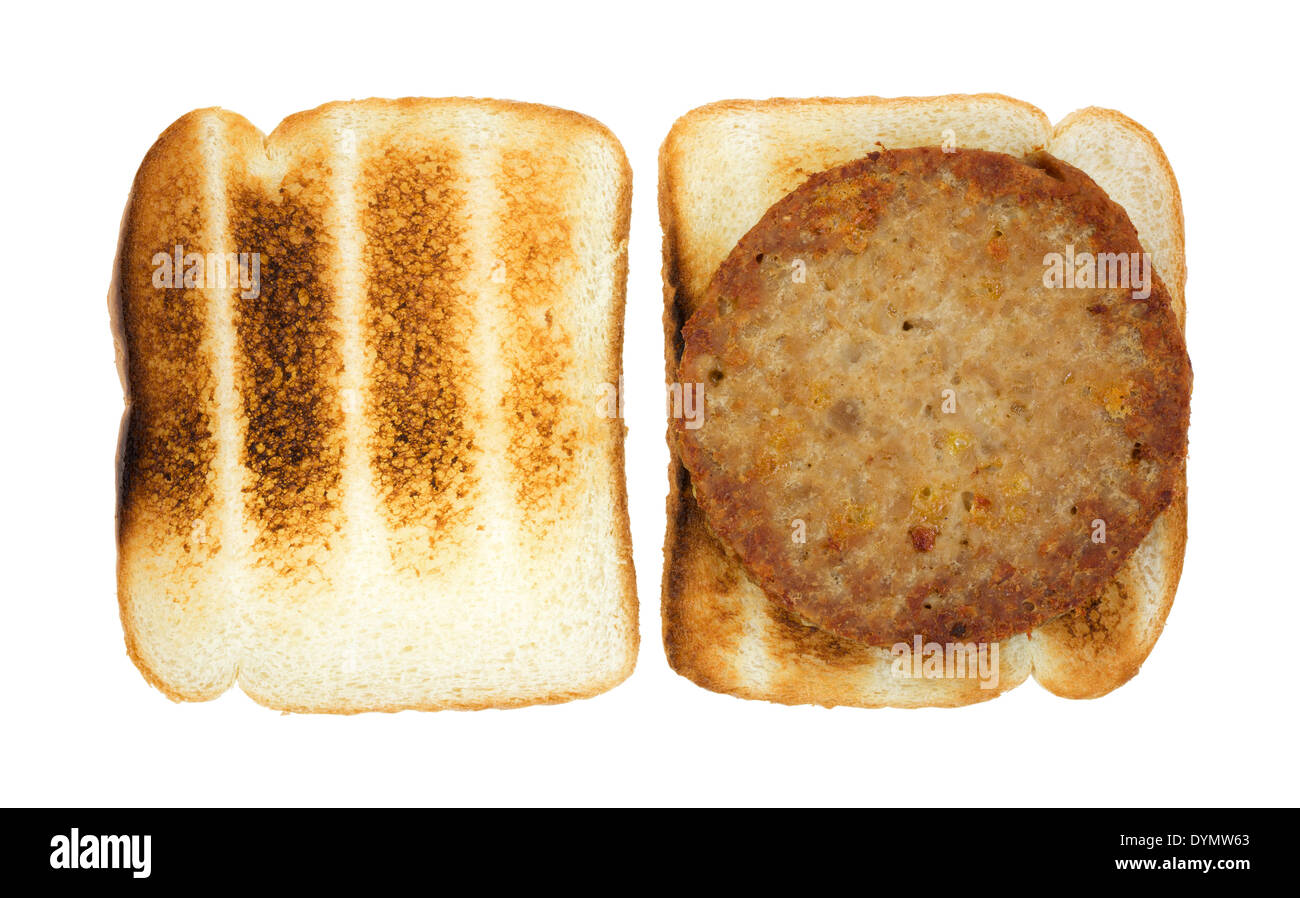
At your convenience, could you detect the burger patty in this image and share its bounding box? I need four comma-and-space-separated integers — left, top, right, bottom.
674, 147, 1191, 646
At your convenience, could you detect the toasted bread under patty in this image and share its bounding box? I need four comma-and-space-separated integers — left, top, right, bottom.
660, 95, 1190, 706
674, 147, 1190, 646
114, 98, 636, 712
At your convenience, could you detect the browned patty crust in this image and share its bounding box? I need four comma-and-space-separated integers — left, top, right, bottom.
674, 147, 1191, 646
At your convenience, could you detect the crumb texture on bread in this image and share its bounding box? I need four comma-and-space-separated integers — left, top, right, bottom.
660, 94, 1187, 707
115, 99, 636, 712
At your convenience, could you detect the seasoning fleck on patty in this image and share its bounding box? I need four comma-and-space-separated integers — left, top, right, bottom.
674, 147, 1191, 646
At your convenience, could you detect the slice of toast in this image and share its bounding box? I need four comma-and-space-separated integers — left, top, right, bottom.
113, 98, 637, 712
659, 94, 1186, 706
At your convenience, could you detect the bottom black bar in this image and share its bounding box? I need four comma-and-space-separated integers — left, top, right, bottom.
10, 809, 1274, 884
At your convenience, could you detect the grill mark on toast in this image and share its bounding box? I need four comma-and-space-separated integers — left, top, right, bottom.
229, 167, 343, 555
119, 141, 217, 547
118, 100, 638, 710
360, 145, 474, 533
496, 149, 580, 528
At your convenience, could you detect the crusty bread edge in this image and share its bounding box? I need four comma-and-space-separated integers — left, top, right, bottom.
111, 110, 225, 706
659, 118, 696, 684
662, 92, 1051, 129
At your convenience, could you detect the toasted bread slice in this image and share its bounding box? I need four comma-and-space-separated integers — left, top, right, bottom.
660, 94, 1186, 706
113, 98, 636, 712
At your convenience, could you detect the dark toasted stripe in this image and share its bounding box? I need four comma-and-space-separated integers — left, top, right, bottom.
119, 150, 217, 544
228, 168, 342, 552
496, 148, 581, 521
360, 145, 475, 532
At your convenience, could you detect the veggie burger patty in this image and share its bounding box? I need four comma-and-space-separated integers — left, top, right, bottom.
674, 147, 1191, 645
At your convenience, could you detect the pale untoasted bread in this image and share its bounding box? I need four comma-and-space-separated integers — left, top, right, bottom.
660, 94, 1187, 706
113, 98, 637, 712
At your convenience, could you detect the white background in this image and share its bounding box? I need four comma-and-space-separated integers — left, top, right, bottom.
2, 0, 1296, 808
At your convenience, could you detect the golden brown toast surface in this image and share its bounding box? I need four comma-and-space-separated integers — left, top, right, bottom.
115, 99, 637, 712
